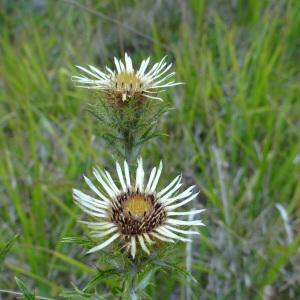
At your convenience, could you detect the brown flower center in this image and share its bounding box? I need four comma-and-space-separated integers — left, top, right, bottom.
110, 191, 166, 236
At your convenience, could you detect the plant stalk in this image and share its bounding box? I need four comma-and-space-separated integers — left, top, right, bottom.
123, 128, 135, 165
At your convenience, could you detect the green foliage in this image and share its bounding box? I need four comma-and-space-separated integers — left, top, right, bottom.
0, 234, 18, 269
15, 277, 36, 300
61, 236, 95, 249
60, 241, 193, 299
89, 94, 171, 163
0, 0, 299, 299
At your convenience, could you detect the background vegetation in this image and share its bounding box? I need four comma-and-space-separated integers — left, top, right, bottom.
0, 0, 299, 299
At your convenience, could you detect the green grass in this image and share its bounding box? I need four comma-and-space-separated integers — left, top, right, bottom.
0, 0, 299, 299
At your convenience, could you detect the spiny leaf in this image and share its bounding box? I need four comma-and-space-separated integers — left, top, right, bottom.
60, 282, 94, 299
153, 260, 198, 283
83, 268, 121, 292
137, 268, 158, 291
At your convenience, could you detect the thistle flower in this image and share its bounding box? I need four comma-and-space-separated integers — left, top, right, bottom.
73, 158, 204, 259
71, 53, 181, 104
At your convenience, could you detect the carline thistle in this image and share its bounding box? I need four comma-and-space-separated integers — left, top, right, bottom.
72, 53, 182, 106
73, 158, 205, 259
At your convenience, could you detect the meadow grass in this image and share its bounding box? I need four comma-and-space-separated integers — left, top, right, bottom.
0, 0, 299, 299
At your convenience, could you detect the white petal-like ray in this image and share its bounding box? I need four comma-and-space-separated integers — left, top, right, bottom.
105, 66, 115, 76
158, 181, 183, 202
74, 84, 106, 89
119, 60, 126, 72
148, 82, 183, 89
165, 193, 199, 211
145, 167, 156, 193
130, 236, 136, 258
91, 227, 118, 238
150, 59, 168, 76
116, 162, 127, 192
87, 233, 120, 254
83, 176, 111, 203
138, 235, 150, 255
75, 65, 102, 80
150, 232, 174, 243
143, 94, 163, 101
125, 53, 133, 72
144, 56, 166, 78
148, 64, 173, 82
144, 63, 167, 81
150, 161, 163, 192
76, 203, 107, 218
135, 158, 144, 191
137, 57, 150, 76
144, 89, 166, 94
156, 227, 191, 242
71, 75, 99, 84
114, 57, 121, 73
79, 220, 110, 225
164, 225, 199, 235
103, 170, 120, 194
143, 233, 154, 245
166, 218, 205, 226
73, 189, 108, 209
124, 160, 131, 188
162, 185, 195, 205
141, 61, 158, 78
74, 197, 107, 215
93, 168, 116, 197
88, 65, 108, 80
100, 170, 119, 195
157, 175, 181, 198
167, 209, 205, 216
79, 221, 113, 230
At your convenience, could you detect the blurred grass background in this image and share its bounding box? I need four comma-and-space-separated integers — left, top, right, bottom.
0, 0, 300, 299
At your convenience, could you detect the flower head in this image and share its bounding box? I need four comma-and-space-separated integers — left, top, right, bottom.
73, 158, 204, 259
71, 53, 181, 105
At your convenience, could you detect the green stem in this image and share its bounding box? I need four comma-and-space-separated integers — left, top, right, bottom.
123, 128, 135, 165
120, 102, 144, 165
129, 267, 139, 300
119, 266, 139, 300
